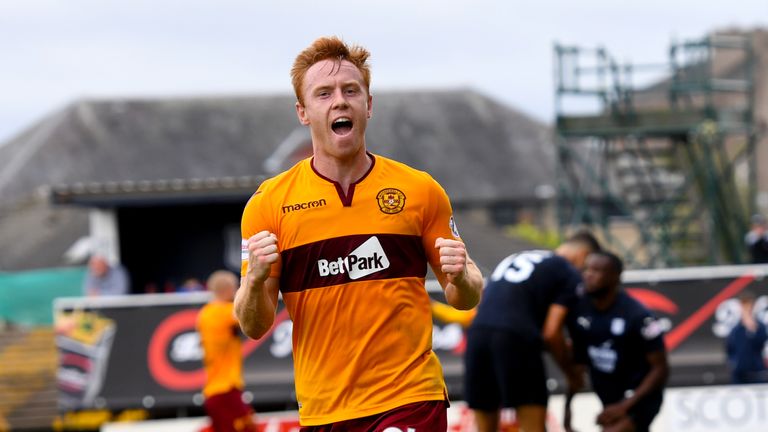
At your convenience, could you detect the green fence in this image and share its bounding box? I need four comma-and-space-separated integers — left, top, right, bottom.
0, 267, 86, 326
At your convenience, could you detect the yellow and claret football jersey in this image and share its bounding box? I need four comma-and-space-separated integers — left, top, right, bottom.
196, 301, 244, 398
240, 154, 459, 425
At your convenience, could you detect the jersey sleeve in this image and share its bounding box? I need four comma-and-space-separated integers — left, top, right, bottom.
634, 310, 667, 354
566, 310, 589, 365
241, 186, 282, 279
553, 266, 581, 308
421, 175, 460, 272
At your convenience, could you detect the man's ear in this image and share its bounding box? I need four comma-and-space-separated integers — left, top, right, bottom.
367, 93, 373, 119
296, 101, 310, 125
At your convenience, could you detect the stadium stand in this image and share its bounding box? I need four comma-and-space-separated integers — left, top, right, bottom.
0, 326, 58, 430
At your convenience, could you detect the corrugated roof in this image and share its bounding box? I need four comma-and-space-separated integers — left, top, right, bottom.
49, 175, 265, 206
0, 89, 554, 206
0, 89, 553, 270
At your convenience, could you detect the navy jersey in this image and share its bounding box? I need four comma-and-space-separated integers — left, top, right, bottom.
471, 251, 582, 342
568, 291, 666, 405
726, 321, 768, 383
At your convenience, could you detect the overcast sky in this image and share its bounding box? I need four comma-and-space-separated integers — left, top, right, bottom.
0, 0, 765, 143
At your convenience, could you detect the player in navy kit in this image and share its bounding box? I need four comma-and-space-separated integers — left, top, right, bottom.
565, 251, 669, 432
464, 231, 601, 432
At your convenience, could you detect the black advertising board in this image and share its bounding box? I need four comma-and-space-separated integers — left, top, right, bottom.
54, 292, 296, 411
54, 264, 768, 411
620, 264, 768, 386
54, 288, 467, 411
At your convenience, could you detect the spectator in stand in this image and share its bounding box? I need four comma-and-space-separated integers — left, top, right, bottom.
726, 291, 768, 384
177, 278, 206, 293
745, 214, 768, 264
82, 255, 130, 296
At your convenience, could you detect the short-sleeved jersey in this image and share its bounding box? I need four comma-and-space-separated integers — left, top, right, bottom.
470, 251, 581, 342
567, 291, 666, 405
240, 154, 458, 426
196, 301, 244, 398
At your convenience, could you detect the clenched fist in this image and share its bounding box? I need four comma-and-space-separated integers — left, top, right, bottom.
435, 237, 469, 285
245, 230, 279, 284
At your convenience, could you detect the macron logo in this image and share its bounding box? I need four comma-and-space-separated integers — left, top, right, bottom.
317, 237, 391, 280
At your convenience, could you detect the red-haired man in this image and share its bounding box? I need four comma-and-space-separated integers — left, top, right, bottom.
235, 36, 483, 431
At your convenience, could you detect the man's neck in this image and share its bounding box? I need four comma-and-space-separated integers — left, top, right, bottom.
590, 288, 619, 312
313, 150, 372, 191
742, 312, 758, 332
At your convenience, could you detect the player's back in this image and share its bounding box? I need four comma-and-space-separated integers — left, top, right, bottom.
471, 250, 581, 342
197, 302, 243, 397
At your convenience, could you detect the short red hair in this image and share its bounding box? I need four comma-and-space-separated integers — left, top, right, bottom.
291, 36, 371, 104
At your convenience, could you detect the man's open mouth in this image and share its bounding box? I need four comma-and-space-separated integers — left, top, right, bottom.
332, 117, 353, 135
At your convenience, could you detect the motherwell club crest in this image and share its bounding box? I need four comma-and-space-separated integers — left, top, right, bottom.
376, 188, 406, 214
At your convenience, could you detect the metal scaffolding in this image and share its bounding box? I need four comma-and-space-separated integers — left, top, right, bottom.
554, 34, 757, 268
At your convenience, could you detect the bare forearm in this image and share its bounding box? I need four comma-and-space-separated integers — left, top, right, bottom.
624, 358, 668, 410
545, 330, 572, 375
234, 276, 277, 339
542, 304, 580, 384
445, 259, 483, 310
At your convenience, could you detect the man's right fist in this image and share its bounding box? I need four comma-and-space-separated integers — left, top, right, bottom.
246, 230, 279, 283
